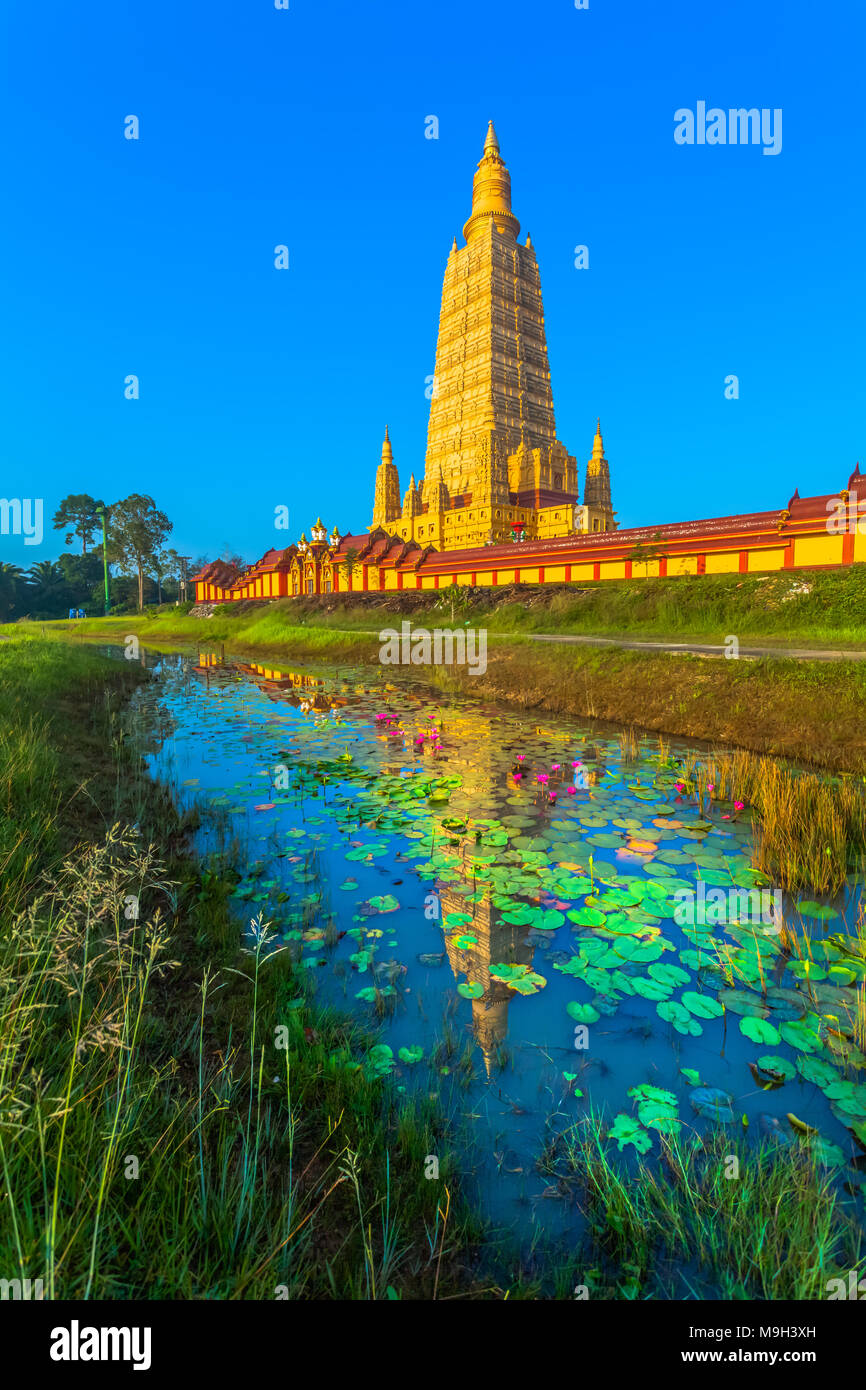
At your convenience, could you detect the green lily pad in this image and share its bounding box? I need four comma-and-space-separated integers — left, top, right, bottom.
567, 1001, 600, 1024
681, 991, 724, 1019
739, 1016, 781, 1045
609, 1113, 653, 1153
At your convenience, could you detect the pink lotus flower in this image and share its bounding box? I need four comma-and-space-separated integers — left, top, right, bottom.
707, 784, 715, 794
549, 793, 557, 804
513, 772, 522, 781
734, 800, 744, 811
516, 754, 526, 762
537, 773, 549, 784
567, 786, 577, 796
551, 763, 561, 772
675, 782, 684, 793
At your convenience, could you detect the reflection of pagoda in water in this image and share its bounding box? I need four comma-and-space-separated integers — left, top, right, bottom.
438, 829, 537, 1078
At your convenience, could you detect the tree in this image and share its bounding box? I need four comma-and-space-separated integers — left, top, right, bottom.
624, 531, 668, 565
152, 547, 184, 604
52, 494, 105, 554
107, 495, 173, 611
0, 563, 25, 622
26, 560, 68, 615
339, 546, 358, 590
57, 551, 105, 610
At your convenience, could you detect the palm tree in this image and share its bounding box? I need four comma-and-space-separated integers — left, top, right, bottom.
0, 563, 25, 622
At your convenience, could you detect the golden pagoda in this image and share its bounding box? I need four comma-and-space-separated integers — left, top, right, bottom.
370, 121, 616, 550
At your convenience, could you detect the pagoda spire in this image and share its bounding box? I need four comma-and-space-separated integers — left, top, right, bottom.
584, 419, 614, 521
370, 427, 401, 530
463, 119, 520, 244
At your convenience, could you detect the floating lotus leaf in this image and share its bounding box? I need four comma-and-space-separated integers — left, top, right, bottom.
757, 1054, 797, 1081
443, 911, 473, 928
637, 1099, 681, 1134
643, 862, 677, 878
567, 1000, 600, 1024
797, 901, 840, 920
452, 934, 478, 950
489, 963, 546, 995
614, 937, 664, 963
657, 1000, 703, 1036
628, 1083, 678, 1106
398, 1045, 424, 1064
648, 962, 691, 987
716, 988, 770, 1019
631, 975, 673, 1001
739, 1016, 781, 1045
608, 1113, 653, 1153
763, 987, 806, 1019
780, 1018, 824, 1053
789, 960, 828, 981
810, 1135, 847, 1168
689, 1087, 735, 1122
823, 1081, 866, 1117
457, 981, 483, 999
681, 991, 724, 1019
366, 893, 400, 914
567, 906, 607, 927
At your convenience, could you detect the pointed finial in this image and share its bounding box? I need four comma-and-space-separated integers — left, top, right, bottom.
451, 236, 458, 253
483, 120, 500, 157
525, 232, 532, 248
385, 425, 390, 442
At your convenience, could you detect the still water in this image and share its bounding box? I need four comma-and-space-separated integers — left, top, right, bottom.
124, 646, 866, 1252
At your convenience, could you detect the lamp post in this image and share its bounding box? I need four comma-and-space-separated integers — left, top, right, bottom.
96, 506, 110, 615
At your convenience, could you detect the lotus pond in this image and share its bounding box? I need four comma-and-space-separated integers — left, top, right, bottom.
127, 647, 866, 1269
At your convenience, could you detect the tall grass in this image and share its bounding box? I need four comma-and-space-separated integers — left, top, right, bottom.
0, 636, 480, 1299
537, 1112, 862, 1299
675, 748, 866, 893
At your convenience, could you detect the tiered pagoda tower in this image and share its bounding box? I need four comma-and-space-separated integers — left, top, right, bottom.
369, 122, 616, 550
579, 420, 616, 532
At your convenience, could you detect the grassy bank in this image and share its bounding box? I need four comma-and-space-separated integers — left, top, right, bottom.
12, 604, 866, 773
432, 640, 866, 774
0, 635, 483, 1299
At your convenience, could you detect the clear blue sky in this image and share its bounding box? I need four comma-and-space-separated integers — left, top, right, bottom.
1, 0, 863, 566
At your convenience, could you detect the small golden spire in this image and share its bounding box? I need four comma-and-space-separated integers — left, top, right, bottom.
382, 427, 393, 460
483, 120, 500, 157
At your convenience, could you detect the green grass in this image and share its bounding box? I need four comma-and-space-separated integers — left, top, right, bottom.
14, 563, 866, 651
0, 635, 484, 1299
530, 1111, 863, 1300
